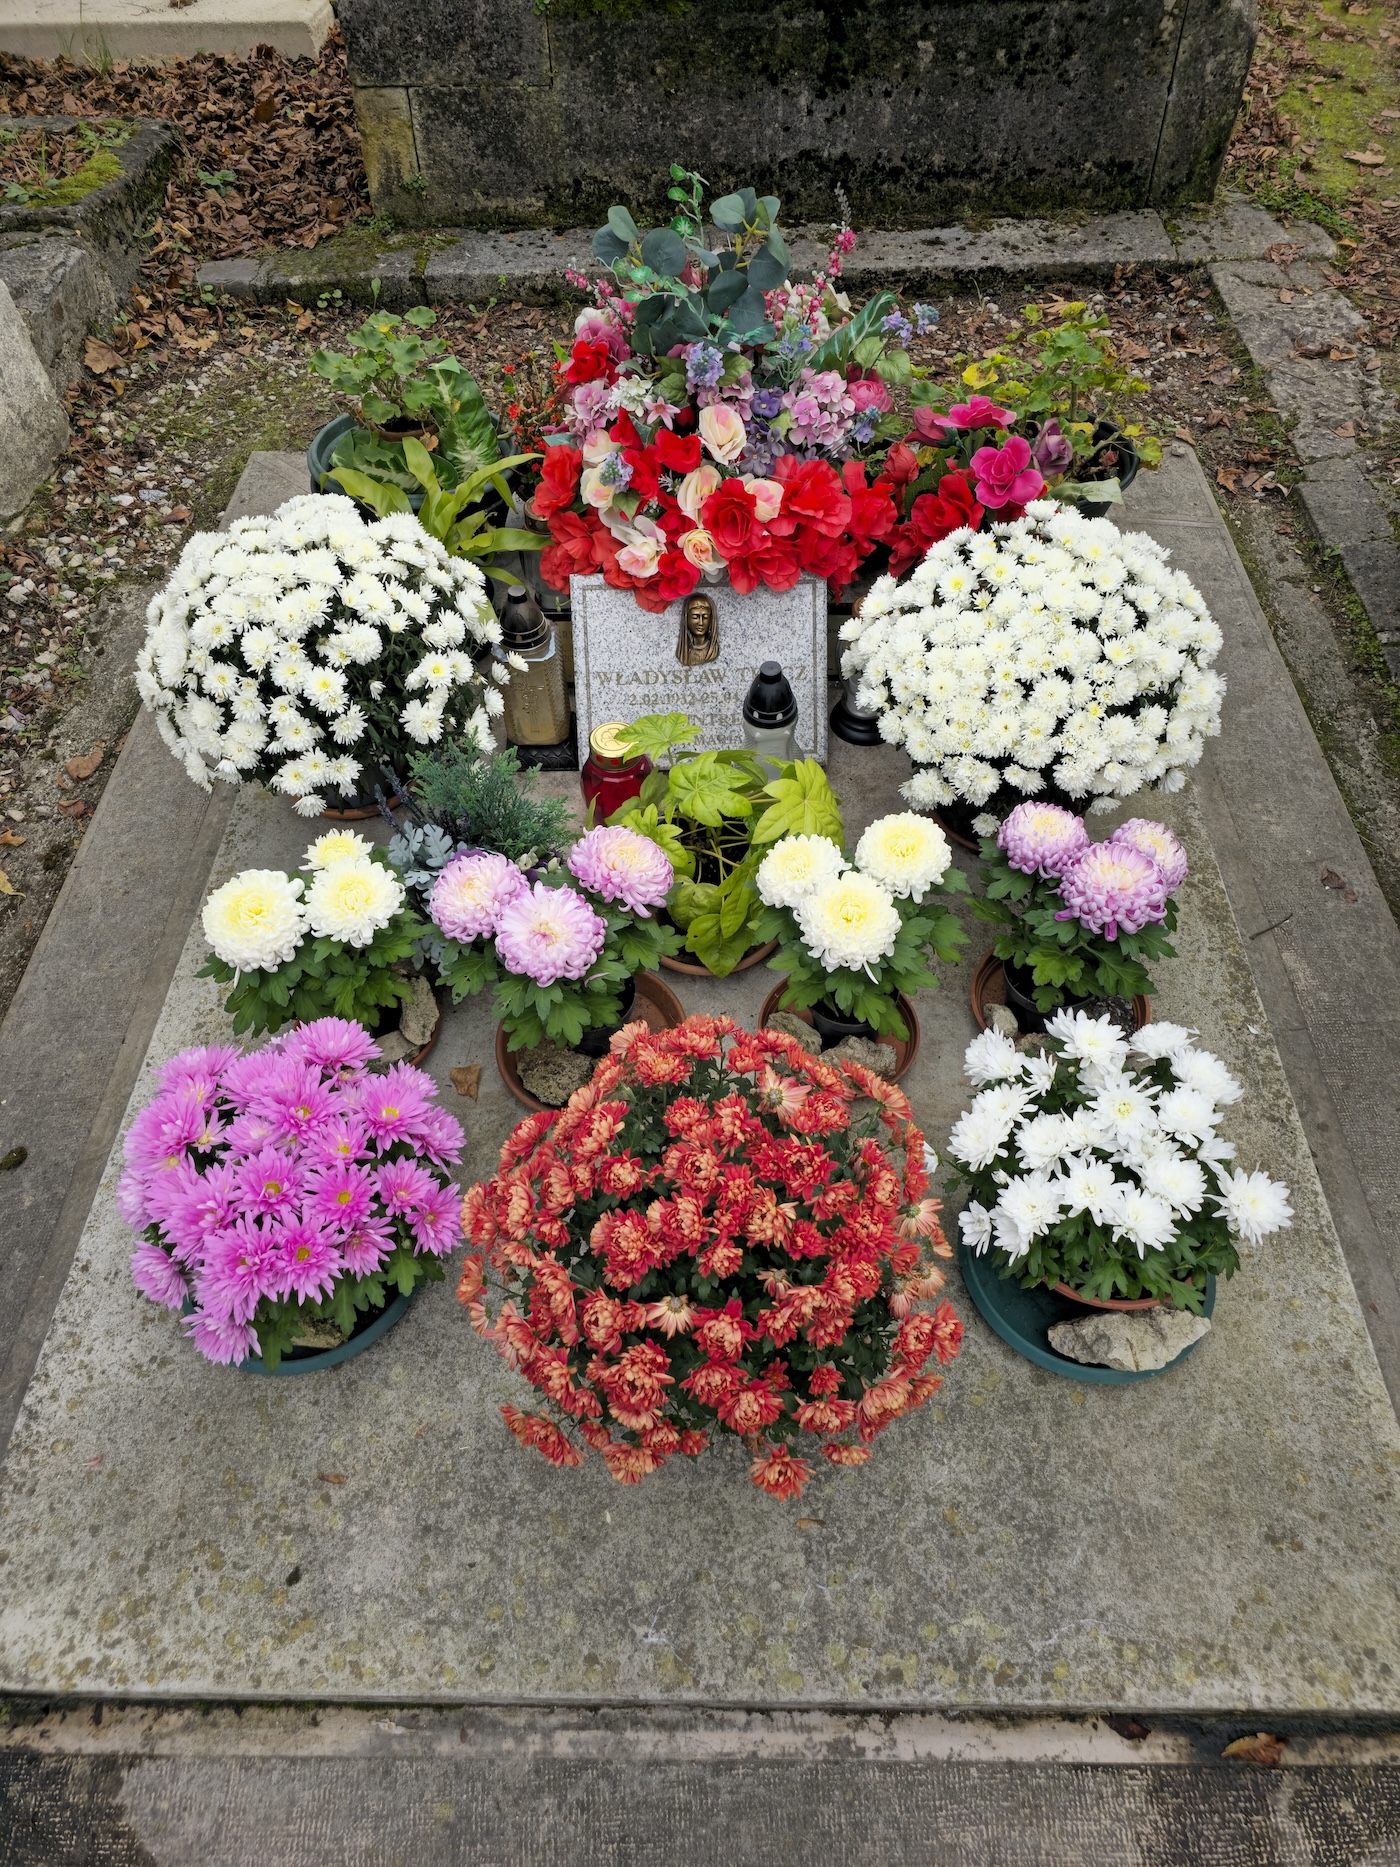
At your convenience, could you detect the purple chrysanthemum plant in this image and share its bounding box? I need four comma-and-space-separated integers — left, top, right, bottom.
426, 825, 682, 1052
975, 808, 1188, 1014
120, 1019, 465, 1370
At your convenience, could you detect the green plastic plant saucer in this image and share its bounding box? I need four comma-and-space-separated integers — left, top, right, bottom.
957, 1239, 1215, 1384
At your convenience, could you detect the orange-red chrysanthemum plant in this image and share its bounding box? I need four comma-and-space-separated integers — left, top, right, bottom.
458, 1013, 962, 1500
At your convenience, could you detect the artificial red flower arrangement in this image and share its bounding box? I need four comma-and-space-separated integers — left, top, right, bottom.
458, 1013, 961, 1500
533, 420, 900, 614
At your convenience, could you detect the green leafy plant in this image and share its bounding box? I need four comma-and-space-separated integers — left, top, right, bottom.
330, 435, 543, 584
972, 835, 1180, 1013
401, 736, 572, 865
311, 306, 503, 488
199, 909, 425, 1038
606, 712, 844, 976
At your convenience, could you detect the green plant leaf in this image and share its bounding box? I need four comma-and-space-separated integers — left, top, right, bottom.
326, 467, 411, 517
750, 758, 843, 845
614, 712, 699, 763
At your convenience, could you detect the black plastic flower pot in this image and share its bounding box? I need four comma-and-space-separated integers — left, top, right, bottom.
575, 975, 638, 1057
1078, 418, 1140, 517
809, 999, 879, 1048
1002, 958, 1057, 1034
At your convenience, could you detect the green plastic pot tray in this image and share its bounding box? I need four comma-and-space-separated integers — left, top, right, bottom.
238, 1287, 415, 1377
957, 1238, 1215, 1384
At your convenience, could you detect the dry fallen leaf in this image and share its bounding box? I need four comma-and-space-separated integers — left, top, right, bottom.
1116, 338, 1150, 362
450, 1064, 482, 1100
795, 1517, 826, 1530
65, 742, 104, 781
1345, 149, 1387, 165
1223, 1732, 1287, 1767
0, 830, 25, 847
57, 800, 89, 819
317, 1472, 347, 1485
1264, 242, 1302, 265
83, 336, 122, 375
0, 870, 20, 897
1321, 866, 1348, 889
1216, 466, 1242, 492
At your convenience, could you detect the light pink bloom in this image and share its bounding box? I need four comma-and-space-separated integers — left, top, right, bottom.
742, 476, 785, 522
677, 463, 723, 521
1110, 819, 1189, 891
567, 824, 674, 916
969, 436, 1046, 510
494, 880, 606, 986
431, 850, 528, 944
1056, 842, 1170, 941
698, 404, 747, 464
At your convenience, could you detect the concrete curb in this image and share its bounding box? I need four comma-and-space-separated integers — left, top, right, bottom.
196, 193, 1335, 311
1208, 256, 1400, 677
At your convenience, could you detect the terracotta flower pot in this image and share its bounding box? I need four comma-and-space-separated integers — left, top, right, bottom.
495, 971, 687, 1113
970, 948, 1150, 1037
1051, 1282, 1161, 1311
659, 938, 777, 978
757, 981, 920, 1082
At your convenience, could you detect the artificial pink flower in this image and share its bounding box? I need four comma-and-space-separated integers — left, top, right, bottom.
969, 435, 1046, 510
937, 395, 1016, 431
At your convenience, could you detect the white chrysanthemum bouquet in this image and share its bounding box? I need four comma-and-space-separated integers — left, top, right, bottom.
946, 1010, 1292, 1309
752, 813, 968, 1040
839, 502, 1224, 834
136, 494, 506, 815
199, 829, 426, 1037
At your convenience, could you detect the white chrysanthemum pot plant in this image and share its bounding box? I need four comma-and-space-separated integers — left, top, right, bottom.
946, 1011, 1293, 1317
970, 802, 1189, 1036
751, 813, 968, 1075
838, 501, 1224, 849
136, 494, 509, 819
199, 830, 440, 1063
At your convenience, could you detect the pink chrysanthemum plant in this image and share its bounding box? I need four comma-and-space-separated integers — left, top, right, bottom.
119, 1018, 464, 1370
974, 803, 1187, 1014
426, 826, 683, 1051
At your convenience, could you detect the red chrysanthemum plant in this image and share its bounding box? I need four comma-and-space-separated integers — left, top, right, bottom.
457, 1013, 962, 1499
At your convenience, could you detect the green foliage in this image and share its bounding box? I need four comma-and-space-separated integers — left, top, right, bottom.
254, 1245, 445, 1371
590, 172, 790, 354
311, 306, 505, 490
331, 435, 543, 584
753, 880, 967, 1039
198, 907, 426, 1037
404, 736, 572, 864
608, 714, 844, 975
972, 838, 1176, 1011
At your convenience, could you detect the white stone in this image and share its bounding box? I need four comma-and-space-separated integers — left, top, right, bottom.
570, 573, 828, 764
1049, 1307, 1212, 1372
0, 282, 68, 525
0, 0, 332, 64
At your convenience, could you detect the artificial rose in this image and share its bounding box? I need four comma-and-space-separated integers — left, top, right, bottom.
680, 527, 723, 573
541, 512, 605, 591
573, 306, 629, 361
565, 339, 615, 386
701, 480, 762, 558
841, 460, 898, 550
579, 465, 618, 510
884, 442, 921, 501
582, 429, 618, 467
615, 516, 667, 580
797, 525, 859, 589
633, 550, 702, 613
1031, 418, 1075, 477
698, 404, 747, 465
848, 376, 893, 415
622, 446, 661, 505
938, 395, 1016, 431
886, 472, 984, 578
677, 464, 723, 522
770, 457, 852, 538
727, 537, 802, 596
609, 411, 644, 450
530, 445, 583, 521
969, 435, 1046, 510
743, 476, 785, 523
907, 406, 948, 446
656, 428, 703, 475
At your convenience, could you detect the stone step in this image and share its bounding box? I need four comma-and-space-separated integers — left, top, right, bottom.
0, 0, 332, 66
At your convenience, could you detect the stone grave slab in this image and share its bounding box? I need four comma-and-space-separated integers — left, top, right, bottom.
571, 573, 828, 763
0, 459, 1397, 1712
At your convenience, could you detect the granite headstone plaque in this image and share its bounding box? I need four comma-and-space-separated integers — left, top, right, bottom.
570, 574, 828, 764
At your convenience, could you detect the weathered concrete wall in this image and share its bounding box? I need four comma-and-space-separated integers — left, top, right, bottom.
338, 0, 1256, 229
